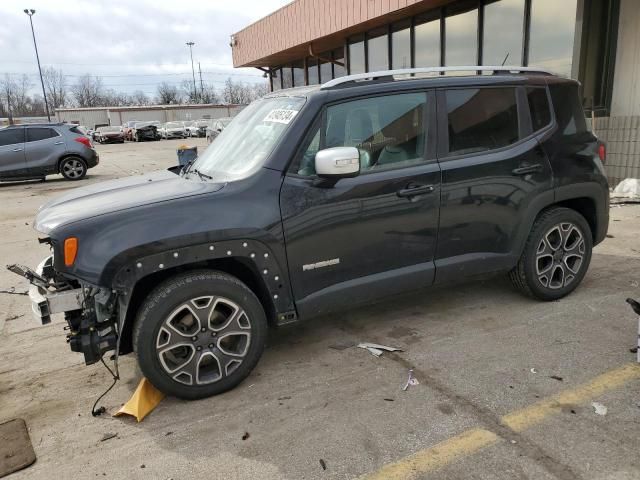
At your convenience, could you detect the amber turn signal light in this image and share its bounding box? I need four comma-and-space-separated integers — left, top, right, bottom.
64, 237, 78, 267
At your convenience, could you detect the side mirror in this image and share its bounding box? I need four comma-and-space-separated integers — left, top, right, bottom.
315, 147, 360, 179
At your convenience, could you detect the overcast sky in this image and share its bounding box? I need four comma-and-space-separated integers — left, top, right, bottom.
0, 0, 292, 96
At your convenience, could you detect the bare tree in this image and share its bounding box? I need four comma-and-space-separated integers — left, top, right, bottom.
179, 79, 199, 104
131, 90, 150, 106
0, 74, 36, 119
42, 67, 67, 111
157, 82, 180, 104
71, 74, 104, 108
221, 78, 268, 104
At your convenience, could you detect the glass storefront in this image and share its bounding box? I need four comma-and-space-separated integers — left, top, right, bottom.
528, 0, 578, 78
271, 0, 587, 103
483, 0, 524, 66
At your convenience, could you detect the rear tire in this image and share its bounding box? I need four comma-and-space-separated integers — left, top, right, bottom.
509, 207, 592, 301
133, 270, 268, 400
59, 156, 87, 180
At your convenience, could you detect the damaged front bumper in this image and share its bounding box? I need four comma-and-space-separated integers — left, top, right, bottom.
10, 256, 119, 365
28, 257, 83, 325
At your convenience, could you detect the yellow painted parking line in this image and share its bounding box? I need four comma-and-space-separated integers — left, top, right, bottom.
361, 363, 640, 480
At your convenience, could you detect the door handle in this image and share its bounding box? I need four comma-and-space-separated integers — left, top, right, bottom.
12, 148, 23, 152
54, 141, 64, 145
397, 184, 435, 198
512, 164, 543, 175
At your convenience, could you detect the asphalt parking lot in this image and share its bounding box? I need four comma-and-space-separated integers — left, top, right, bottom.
1, 139, 639, 480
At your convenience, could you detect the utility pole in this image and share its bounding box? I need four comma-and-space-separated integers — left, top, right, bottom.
186, 41, 197, 102
198, 62, 204, 101
24, 9, 51, 121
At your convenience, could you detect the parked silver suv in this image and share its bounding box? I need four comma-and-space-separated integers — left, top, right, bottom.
0, 123, 99, 182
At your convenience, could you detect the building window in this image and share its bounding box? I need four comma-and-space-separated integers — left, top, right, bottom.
528, 0, 578, 78
445, 6, 478, 66
333, 48, 345, 77
307, 57, 319, 85
319, 52, 333, 83
392, 20, 411, 69
414, 13, 440, 67
445, 88, 519, 156
282, 66, 293, 89
271, 68, 282, 91
367, 27, 389, 72
292, 60, 305, 87
348, 34, 365, 74
483, 0, 525, 66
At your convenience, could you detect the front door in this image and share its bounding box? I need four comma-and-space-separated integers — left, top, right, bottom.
25, 127, 67, 176
280, 91, 440, 317
0, 127, 26, 178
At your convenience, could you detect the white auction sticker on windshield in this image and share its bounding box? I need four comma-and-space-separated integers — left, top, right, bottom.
263, 109, 298, 124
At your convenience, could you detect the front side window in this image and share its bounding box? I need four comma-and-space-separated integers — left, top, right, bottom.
446, 88, 519, 156
294, 93, 427, 176
26, 127, 59, 142
527, 87, 552, 131
192, 96, 305, 181
0, 128, 25, 146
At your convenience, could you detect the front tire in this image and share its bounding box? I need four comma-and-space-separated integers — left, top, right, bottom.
59, 156, 87, 180
133, 270, 268, 400
509, 207, 592, 301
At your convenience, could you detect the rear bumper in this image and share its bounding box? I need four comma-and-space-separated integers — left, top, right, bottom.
85, 150, 99, 168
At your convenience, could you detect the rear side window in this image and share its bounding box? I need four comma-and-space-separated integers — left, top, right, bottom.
0, 128, 24, 146
445, 88, 519, 156
26, 127, 59, 142
549, 83, 588, 136
527, 87, 551, 132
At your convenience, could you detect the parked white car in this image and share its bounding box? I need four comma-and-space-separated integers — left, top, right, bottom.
161, 122, 188, 139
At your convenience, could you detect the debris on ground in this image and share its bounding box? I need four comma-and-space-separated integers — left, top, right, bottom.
328, 340, 356, 350
549, 375, 564, 382
592, 402, 608, 416
357, 342, 402, 357
5, 314, 24, 321
383, 398, 395, 402
242, 432, 250, 441
611, 178, 640, 204
319, 459, 327, 471
100, 433, 117, 442
530, 368, 538, 374
0, 288, 28, 296
114, 378, 165, 422
402, 369, 419, 391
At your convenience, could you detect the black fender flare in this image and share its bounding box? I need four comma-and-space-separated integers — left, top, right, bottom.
113, 238, 296, 352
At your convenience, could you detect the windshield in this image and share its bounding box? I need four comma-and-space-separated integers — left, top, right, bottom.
100, 127, 120, 132
191, 96, 305, 181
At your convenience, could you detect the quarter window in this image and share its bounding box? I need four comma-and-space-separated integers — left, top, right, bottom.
526, 87, 552, 131
27, 127, 59, 142
0, 128, 25, 146
294, 93, 427, 176
446, 88, 519, 156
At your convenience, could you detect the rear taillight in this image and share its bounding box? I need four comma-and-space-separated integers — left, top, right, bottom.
74, 136, 92, 148
598, 143, 606, 163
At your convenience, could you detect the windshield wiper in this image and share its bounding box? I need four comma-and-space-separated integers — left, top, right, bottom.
193, 169, 213, 181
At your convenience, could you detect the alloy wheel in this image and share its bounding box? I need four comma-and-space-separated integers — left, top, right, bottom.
535, 222, 585, 289
156, 296, 252, 386
62, 159, 85, 179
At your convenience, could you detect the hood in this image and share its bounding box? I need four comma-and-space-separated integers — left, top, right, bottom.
35, 169, 224, 234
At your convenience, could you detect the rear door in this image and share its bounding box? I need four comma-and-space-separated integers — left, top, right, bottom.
0, 127, 26, 178
434, 85, 553, 282
25, 127, 67, 176
280, 91, 441, 317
